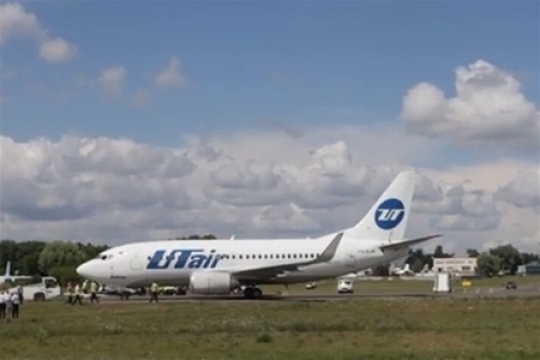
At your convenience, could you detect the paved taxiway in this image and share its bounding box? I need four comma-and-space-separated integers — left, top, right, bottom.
98, 285, 540, 303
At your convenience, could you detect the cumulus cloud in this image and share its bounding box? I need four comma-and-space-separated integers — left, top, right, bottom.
154, 56, 186, 88
0, 3, 77, 63
495, 168, 540, 209
401, 60, 540, 150
39, 37, 77, 62
2, 125, 538, 251
0, 2, 41, 44
99, 66, 127, 97
130, 89, 152, 107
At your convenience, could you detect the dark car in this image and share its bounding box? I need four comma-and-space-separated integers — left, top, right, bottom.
505, 281, 517, 290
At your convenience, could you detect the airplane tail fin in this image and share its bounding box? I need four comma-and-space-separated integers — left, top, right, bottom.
404, 263, 411, 272
344, 171, 417, 243
5, 261, 11, 276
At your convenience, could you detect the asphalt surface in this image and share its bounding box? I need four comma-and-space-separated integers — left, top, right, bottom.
97, 284, 540, 303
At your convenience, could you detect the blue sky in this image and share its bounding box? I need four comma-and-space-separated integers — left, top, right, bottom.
1, 1, 539, 145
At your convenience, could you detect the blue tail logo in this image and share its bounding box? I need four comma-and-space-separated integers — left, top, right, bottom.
375, 198, 405, 230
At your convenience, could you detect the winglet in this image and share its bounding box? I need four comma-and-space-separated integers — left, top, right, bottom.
316, 232, 343, 262
5, 261, 11, 277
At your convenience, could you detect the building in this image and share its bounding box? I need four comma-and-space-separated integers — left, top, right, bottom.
517, 262, 540, 276
433, 258, 477, 277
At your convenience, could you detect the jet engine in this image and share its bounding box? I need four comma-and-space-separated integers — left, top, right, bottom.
189, 271, 240, 295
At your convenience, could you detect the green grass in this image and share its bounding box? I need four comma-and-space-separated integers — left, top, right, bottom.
261, 275, 540, 295
1, 296, 540, 360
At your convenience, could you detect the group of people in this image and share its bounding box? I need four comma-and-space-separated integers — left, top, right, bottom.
65, 280, 100, 305
0, 286, 23, 321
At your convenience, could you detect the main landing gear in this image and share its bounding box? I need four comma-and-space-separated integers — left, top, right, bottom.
243, 286, 263, 299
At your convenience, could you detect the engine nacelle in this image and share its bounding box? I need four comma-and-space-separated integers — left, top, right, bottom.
189, 271, 239, 295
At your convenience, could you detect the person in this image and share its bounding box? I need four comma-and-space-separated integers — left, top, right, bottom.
5, 289, 12, 321
89, 281, 99, 304
10, 291, 20, 319
0, 290, 7, 320
149, 282, 159, 303
73, 283, 83, 305
65, 282, 74, 304
17, 284, 24, 305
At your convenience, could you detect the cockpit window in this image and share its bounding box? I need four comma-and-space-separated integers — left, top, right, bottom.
96, 254, 114, 260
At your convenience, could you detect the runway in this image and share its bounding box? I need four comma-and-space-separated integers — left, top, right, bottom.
97, 284, 540, 304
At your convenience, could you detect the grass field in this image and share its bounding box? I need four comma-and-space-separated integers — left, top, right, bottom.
261, 275, 540, 295
2, 296, 540, 360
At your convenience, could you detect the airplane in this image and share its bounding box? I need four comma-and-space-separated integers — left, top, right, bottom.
390, 263, 415, 276
76, 171, 443, 299
0, 261, 32, 288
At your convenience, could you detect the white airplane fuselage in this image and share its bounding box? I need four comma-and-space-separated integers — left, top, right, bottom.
81, 235, 409, 289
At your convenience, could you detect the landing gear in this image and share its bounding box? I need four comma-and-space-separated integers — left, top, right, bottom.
243, 286, 263, 299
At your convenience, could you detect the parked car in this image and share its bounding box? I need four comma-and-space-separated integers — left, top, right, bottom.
305, 282, 317, 290
337, 279, 354, 294
505, 281, 517, 290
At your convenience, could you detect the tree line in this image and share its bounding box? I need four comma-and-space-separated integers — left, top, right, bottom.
372, 244, 538, 277
1, 237, 538, 284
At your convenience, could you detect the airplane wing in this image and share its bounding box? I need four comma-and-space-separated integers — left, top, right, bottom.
379, 234, 443, 253
232, 232, 343, 280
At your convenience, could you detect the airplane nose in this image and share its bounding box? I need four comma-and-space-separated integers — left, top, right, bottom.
76, 262, 91, 278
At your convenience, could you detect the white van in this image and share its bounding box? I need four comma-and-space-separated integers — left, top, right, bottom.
337, 279, 354, 294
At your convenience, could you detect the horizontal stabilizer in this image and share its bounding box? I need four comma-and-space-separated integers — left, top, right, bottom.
379, 234, 443, 252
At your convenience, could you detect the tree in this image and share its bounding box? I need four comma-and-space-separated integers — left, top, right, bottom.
170, 234, 218, 240
77, 242, 109, 259
372, 264, 390, 276
433, 245, 454, 259
466, 248, 479, 258
489, 244, 523, 275
477, 253, 502, 277
410, 257, 424, 273
521, 252, 539, 265
38, 241, 88, 274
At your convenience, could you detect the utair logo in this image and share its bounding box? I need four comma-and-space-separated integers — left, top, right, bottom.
374, 198, 405, 230
146, 249, 224, 270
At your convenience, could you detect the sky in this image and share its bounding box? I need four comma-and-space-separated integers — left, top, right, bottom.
0, 1, 539, 255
